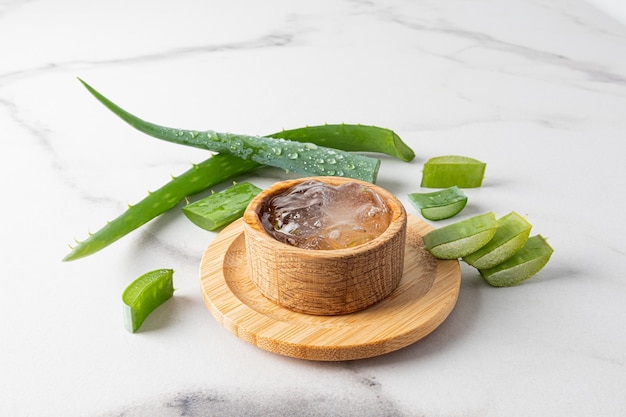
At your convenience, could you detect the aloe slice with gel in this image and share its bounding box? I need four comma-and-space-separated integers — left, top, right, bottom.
408, 186, 468, 220
422, 212, 497, 259
479, 235, 554, 287
463, 211, 532, 269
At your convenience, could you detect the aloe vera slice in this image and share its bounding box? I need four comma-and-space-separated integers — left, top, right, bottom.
182, 182, 262, 231
463, 211, 531, 269
408, 186, 468, 220
122, 269, 174, 333
422, 212, 497, 259
421, 155, 486, 188
479, 235, 553, 287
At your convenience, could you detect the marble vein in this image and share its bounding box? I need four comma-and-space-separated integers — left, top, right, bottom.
389, 13, 626, 88
528, 0, 626, 38
0, 95, 60, 169
0, 32, 293, 85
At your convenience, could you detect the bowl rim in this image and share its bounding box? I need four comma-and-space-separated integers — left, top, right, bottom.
243, 176, 406, 257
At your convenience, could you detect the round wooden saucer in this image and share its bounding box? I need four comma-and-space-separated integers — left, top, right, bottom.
199, 214, 461, 361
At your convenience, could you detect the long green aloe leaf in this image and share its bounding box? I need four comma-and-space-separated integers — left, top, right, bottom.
78, 79, 380, 183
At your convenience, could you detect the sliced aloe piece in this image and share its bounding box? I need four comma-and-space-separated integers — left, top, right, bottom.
421, 155, 486, 188
463, 211, 531, 269
122, 269, 174, 333
422, 212, 497, 259
183, 182, 262, 231
479, 235, 553, 287
408, 186, 468, 220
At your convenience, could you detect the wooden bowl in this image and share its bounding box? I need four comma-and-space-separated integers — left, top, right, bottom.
242, 176, 407, 315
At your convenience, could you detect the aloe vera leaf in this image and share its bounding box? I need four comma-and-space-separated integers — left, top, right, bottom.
78, 79, 380, 183
408, 186, 468, 220
270, 124, 415, 162
63, 154, 258, 261
122, 268, 174, 333
62, 121, 412, 262
422, 212, 497, 259
463, 211, 532, 269
182, 182, 262, 231
479, 235, 554, 287
421, 155, 486, 188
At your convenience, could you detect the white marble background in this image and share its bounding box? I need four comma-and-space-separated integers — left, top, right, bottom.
1, 0, 625, 416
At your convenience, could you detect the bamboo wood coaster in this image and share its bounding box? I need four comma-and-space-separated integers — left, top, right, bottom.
199, 214, 461, 361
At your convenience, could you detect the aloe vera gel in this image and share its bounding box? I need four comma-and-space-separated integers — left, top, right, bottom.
260, 180, 392, 250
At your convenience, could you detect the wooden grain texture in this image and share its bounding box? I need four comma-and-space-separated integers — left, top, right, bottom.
199, 214, 461, 361
243, 176, 407, 315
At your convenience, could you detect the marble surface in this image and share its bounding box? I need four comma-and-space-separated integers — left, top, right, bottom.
2, 0, 626, 415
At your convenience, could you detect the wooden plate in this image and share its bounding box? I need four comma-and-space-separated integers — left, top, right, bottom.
199, 214, 461, 361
